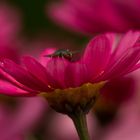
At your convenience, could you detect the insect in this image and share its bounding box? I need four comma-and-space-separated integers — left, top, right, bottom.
45, 49, 74, 60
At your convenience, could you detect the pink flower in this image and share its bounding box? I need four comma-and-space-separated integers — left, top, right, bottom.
48, 0, 140, 34
0, 31, 140, 95
0, 3, 21, 62
113, 0, 140, 28
0, 3, 21, 44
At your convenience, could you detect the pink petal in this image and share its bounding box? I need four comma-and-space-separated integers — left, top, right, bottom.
126, 63, 140, 74
39, 48, 56, 66
0, 59, 47, 92
22, 56, 51, 91
82, 35, 111, 80
104, 47, 140, 79
46, 58, 70, 89
65, 62, 88, 88
105, 33, 116, 49
0, 68, 35, 93
113, 31, 140, 58
0, 80, 32, 96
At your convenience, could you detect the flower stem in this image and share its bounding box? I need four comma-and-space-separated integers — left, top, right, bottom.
69, 110, 90, 140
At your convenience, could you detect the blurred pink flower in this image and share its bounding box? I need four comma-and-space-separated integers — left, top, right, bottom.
0, 31, 140, 96
100, 76, 135, 106
48, 0, 140, 35
0, 2, 21, 86
94, 76, 135, 125
92, 69, 140, 140
0, 97, 46, 140
0, 3, 21, 44
113, 0, 140, 28
0, 45, 19, 63
96, 93, 140, 140
0, 3, 22, 62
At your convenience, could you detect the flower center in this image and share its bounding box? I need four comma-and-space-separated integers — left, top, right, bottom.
46, 49, 74, 61
40, 82, 105, 114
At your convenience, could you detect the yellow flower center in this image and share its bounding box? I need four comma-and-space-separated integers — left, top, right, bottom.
40, 82, 105, 114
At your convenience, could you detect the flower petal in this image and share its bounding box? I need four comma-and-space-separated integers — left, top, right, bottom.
0, 80, 32, 96
0, 68, 35, 93
126, 63, 140, 74
65, 62, 88, 88
113, 31, 140, 58
46, 58, 69, 89
104, 47, 140, 79
39, 48, 56, 66
0, 59, 47, 91
22, 56, 51, 91
105, 33, 116, 49
82, 35, 111, 80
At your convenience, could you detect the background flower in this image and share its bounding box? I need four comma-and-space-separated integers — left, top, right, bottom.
47, 0, 140, 35
113, 0, 140, 28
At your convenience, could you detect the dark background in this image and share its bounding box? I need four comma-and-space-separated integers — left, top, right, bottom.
8, 0, 88, 45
